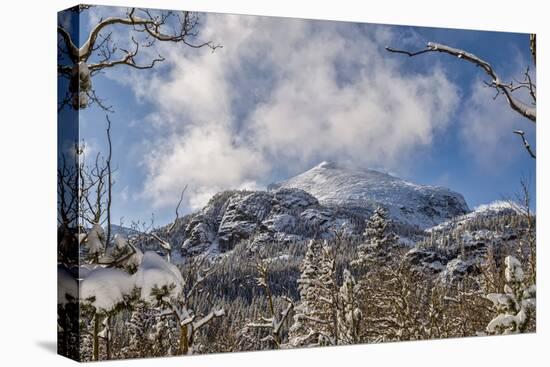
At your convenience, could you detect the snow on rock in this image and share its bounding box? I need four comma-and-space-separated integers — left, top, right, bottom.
179, 187, 348, 254
182, 217, 218, 255
134, 251, 184, 303
404, 200, 528, 281
405, 247, 448, 273
263, 214, 296, 233
80, 267, 134, 311
272, 188, 319, 209
272, 161, 469, 229
440, 257, 477, 283
428, 200, 523, 233
217, 191, 272, 251
182, 189, 326, 254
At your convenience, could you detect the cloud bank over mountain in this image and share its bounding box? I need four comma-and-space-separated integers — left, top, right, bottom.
116, 14, 461, 210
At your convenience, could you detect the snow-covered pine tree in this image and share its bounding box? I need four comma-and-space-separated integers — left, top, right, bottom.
148, 317, 178, 357
287, 240, 338, 347
317, 242, 339, 345
337, 269, 361, 344
126, 301, 154, 358
288, 240, 321, 347
486, 256, 536, 334
352, 206, 399, 271
350, 207, 420, 343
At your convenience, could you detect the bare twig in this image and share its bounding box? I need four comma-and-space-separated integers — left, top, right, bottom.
167, 185, 188, 233
105, 116, 113, 246
513, 130, 536, 159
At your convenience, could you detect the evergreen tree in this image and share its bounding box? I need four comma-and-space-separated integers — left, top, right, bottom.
486, 256, 536, 334
287, 240, 338, 347
317, 242, 339, 345
126, 301, 153, 358
352, 206, 399, 270
337, 269, 361, 344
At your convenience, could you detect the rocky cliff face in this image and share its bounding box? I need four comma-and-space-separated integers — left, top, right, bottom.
181, 187, 363, 255
405, 201, 526, 283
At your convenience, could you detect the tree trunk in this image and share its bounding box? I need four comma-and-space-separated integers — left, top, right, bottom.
106, 318, 111, 360
93, 314, 99, 361
179, 324, 189, 355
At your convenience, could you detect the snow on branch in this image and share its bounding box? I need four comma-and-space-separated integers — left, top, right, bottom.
486, 256, 535, 334
192, 309, 226, 330
386, 42, 536, 123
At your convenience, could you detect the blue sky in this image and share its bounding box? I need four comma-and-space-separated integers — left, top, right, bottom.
74, 6, 536, 226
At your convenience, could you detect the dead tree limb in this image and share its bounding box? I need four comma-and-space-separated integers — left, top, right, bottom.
513, 130, 536, 159
386, 42, 535, 123
58, 8, 220, 111
386, 38, 536, 159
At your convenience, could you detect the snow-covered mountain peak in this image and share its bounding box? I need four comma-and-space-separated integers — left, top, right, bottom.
271, 162, 470, 229
310, 160, 394, 179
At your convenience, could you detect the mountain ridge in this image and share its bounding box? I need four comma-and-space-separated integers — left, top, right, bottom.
144, 162, 473, 255
270, 161, 470, 229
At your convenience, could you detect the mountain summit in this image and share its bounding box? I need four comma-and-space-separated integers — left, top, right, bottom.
158, 162, 471, 255
270, 161, 470, 229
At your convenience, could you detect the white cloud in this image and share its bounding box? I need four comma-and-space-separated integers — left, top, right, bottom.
143, 124, 267, 210
114, 13, 460, 210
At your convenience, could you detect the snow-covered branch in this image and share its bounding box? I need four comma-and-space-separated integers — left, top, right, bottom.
386, 42, 536, 123
192, 309, 225, 330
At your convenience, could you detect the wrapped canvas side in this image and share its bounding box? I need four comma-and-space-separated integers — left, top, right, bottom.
57, 5, 81, 362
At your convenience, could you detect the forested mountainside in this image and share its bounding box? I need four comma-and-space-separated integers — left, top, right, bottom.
59, 163, 536, 360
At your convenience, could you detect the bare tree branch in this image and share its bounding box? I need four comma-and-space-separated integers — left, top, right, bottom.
57, 25, 79, 63
167, 185, 188, 233
513, 130, 536, 159
105, 116, 113, 246
58, 7, 220, 111
386, 42, 536, 123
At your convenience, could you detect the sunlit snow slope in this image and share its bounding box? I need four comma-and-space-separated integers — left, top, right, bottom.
271, 161, 470, 229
